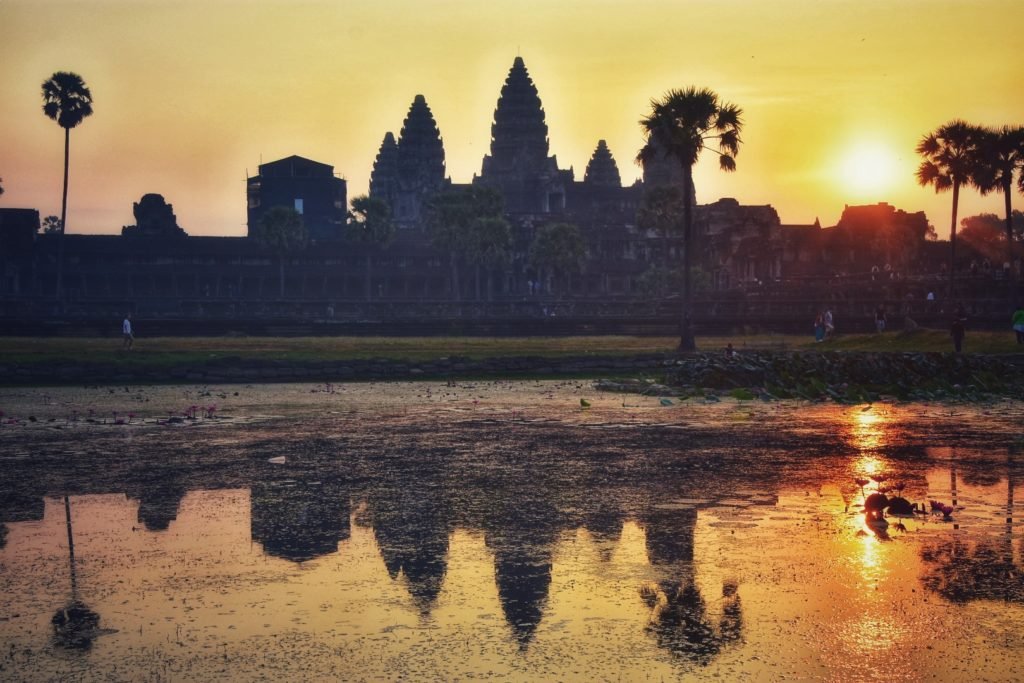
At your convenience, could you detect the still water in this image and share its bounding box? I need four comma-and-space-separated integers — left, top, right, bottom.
1, 381, 1022, 681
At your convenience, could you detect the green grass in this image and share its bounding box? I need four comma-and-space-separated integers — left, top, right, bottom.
0, 330, 1019, 367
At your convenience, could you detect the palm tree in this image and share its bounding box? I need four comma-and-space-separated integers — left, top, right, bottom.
252, 206, 307, 297
42, 215, 63, 234
638, 87, 742, 351
346, 195, 395, 301
916, 120, 984, 299
975, 125, 1024, 302
42, 72, 93, 301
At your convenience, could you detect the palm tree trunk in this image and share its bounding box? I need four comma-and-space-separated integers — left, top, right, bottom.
56, 127, 70, 303
949, 180, 959, 300
680, 166, 696, 351
1004, 179, 1016, 305
365, 252, 372, 301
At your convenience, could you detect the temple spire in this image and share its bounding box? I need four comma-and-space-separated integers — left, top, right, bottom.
584, 140, 621, 188
483, 57, 549, 175
397, 94, 446, 193
369, 132, 399, 203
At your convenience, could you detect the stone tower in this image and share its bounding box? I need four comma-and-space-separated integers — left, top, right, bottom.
476, 57, 570, 214
371, 95, 447, 229
369, 131, 400, 206
583, 140, 621, 188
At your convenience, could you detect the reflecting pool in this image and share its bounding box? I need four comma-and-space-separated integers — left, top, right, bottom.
1, 381, 1022, 681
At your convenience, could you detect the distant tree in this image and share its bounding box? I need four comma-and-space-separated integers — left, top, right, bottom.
466, 216, 512, 301
975, 125, 1024, 298
916, 120, 984, 298
958, 213, 1005, 265
0, 176, 4, 197
529, 222, 586, 296
42, 71, 93, 300
425, 186, 504, 301
346, 195, 395, 301
637, 265, 711, 298
637, 186, 686, 273
252, 206, 307, 298
41, 215, 63, 234
638, 87, 742, 351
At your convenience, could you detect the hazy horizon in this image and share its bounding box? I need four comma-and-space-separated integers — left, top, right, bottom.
1, 0, 1021, 237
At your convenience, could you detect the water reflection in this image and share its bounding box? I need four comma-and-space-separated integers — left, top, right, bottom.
640, 504, 742, 663
485, 495, 557, 647
251, 478, 351, 563
51, 496, 104, 650
2, 391, 1024, 680
368, 461, 451, 612
920, 454, 1021, 604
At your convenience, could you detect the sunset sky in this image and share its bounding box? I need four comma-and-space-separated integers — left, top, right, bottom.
1, 0, 1022, 237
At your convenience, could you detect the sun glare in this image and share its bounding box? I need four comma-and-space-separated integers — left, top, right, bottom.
839, 144, 897, 196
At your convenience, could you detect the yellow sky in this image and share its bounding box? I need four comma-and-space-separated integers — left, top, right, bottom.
1, 0, 1022, 237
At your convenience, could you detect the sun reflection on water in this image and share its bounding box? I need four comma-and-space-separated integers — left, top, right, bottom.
850, 408, 888, 452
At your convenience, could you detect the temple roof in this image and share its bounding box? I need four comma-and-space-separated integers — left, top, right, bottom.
397, 95, 446, 192
584, 140, 621, 188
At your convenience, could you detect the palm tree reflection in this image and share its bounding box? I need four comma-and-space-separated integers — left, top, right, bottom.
920, 453, 1021, 603
639, 505, 742, 664
51, 496, 102, 649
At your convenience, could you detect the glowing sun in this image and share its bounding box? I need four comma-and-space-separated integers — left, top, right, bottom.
839, 144, 898, 196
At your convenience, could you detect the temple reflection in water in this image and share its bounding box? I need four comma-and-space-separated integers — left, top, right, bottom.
2, 397, 1024, 680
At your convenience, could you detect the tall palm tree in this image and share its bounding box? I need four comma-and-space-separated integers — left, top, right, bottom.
915, 120, 983, 299
637, 87, 742, 351
42, 72, 93, 301
975, 125, 1024, 302
346, 195, 395, 301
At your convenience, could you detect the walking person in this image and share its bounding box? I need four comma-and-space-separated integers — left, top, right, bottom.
122, 313, 134, 351
874, 305, 886, 333
823, 308, 835, 340
950, 315, 965, 353
1013, 304, 1024, 345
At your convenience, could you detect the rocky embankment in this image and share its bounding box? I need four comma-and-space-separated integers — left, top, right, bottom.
0, 353, 675, 387
653, 351, 1024, 402
3, 351, 1023, 401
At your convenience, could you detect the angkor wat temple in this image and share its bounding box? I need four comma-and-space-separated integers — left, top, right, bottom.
1, 57, 1014, 329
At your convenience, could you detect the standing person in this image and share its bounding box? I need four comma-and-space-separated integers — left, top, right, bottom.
1012, 304, 1024, 345
824, 308, 835, 340
122, 313, 134, 351
950, 316, 965, 353
814, 311, 825, 342
875, 305, 886, 333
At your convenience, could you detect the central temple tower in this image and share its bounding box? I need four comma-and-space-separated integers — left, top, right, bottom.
475, 57, 571, 214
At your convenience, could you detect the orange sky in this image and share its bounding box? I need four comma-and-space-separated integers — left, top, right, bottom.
1, 0, 1022, 237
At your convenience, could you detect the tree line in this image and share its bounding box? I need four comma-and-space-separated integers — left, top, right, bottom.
916, 121, 1024, 300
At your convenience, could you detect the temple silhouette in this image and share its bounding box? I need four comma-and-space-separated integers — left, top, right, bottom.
0, 56, 1017, 327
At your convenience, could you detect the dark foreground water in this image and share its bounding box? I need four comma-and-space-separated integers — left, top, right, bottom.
1, 381, 1022, 682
